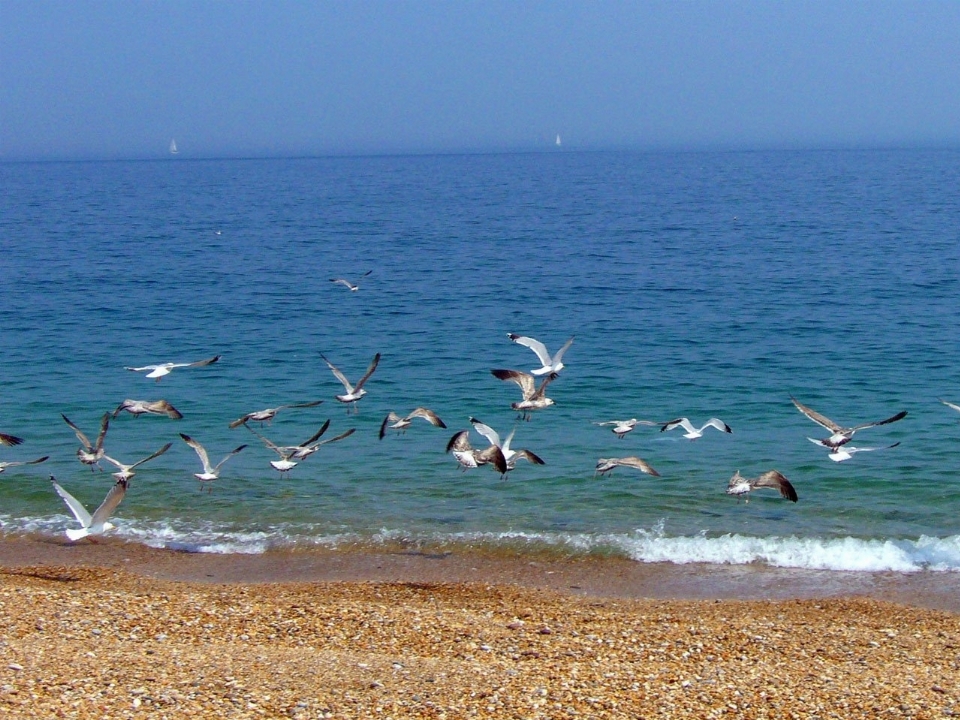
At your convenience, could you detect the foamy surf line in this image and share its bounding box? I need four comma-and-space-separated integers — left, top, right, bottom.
5, 514, 960, 573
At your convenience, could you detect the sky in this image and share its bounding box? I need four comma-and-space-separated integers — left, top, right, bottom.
2, 1, 960, 160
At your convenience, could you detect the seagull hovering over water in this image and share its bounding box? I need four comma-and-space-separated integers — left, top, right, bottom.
594, 419, 663, 439
124, 354, 221, 382
379, 407, 446, 439
490, 369, 559, 420
790, 396, 907, 449
469, 417, 544, 474
0, 456, 48, 474
726, 470, 797, 502
51, 475, 127, 542
179, 433, 247, 488
102, 442, 172, 482
321, 352, 380, 413
113, 399, 183, 419
330, 270, 372, 292
0, 432, 24, 447
228, 400, 324, 428
445, 430, 508, 475
594, 456, 660, 477
507, 334, 574, 376
61, 412, 110, 471
245, 421, 353, 472
806, 437, 901, 463
660, 417, 732, 440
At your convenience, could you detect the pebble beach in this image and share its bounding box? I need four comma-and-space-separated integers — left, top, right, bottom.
1, 539, 959, 719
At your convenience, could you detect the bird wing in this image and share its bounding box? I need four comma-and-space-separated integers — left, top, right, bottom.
330, 278, 355, 289
790, 397, 842, 433
553, 336, 575, 363
379, 412, 403, 439
299, 420, 331, 447
446, 430, 472, 453
124, 365, 156, 372
407, 407, 445, 427
753, 471, 798, 502
214, 445, 247, 472
352, 353, 381, 392
61, 413, 93, 451
89, 479, 129, 527
475, 446, 508, 474
661, 418, 693, 434
321, 354, 355, 393
148, 400, 183, 419
180, 433, 212, 473
0, 432, 25, 447
186, 355, 221, 368
705, 418, 732, 434
513, 449, 545, 465
24, 456, 49, 465
939, 398, 960, 413
288, 400, 324, 410
94, 413, 110, 450
845, 442, 901, 454
314, 427, 356, 447
51, 478, 93, 527
228, 413, 253, 429
532, 372, 559, 399
245, 424, 281, 452
469, 417, 501, 448
507, 334, 552, 366
491, 369, 536, 399
616, 456, 660, 476
849, 410, 907, 432
128, 442, 173, 470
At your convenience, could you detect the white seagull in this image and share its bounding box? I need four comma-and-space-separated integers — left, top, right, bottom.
62, 412, 110, 471
0, 456, 49, 474
594, 419, 662, 439
379, 407, 447, 439
660, 417, 732, 440
490, 369, 559, 420
179, 433, 247, 488
330, 270, 372, 292
594, 456, 660, 477
124, 354, 221, 382
228, 400, 324, 428
51, 475, 128, 542
113, 399, 184, 419
726, 470, 797, 502
0, 432, 24, 447
791, 396, 907, 449
321, 352, 380, 412
102, 442, 172, 482
939, 398, 960, 416
507, 334, 574, 376
445, 430, 508, 475
245, 421, 353, 473
807, 437, 901, 463
469, 417, 545, 473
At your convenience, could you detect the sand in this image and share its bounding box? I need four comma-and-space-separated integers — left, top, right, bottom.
1, 538, 959, 719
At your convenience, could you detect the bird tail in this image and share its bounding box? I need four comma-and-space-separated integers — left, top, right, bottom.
65, 528, 89, 542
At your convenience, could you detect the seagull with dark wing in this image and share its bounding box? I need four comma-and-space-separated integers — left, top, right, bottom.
490, 369, 559, 420
179, 433, 247, 489
330, 270, 372, 292
791, 396, 906, 449
0, 432, 24, 447
660, 417, 732, 440
726, 470, 798, 503
245, 421, 337, 474
445, 430, 508, 476
321, 352, 380, 413
102, 442, 172, 482
0, 455, 49, 474
507, 333, 574, 375
594, 456, 660, 477
61, 412, 110, 471
228, 400, 324, 428
469, 417, 544, 474
124, 354, 221, 382
807, 438, 901, 463
379, 407, 447, 439
113, 399, 184, 419
51, 475, 128, 542
594, 418, 664, 439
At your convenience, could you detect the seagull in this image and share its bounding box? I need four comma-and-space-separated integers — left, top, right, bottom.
445, 430, 508, 475
179, 433, 247, 488
660, 417, 732, 440
490, 369, 559, 420
61, 413, 110, 471
469, 417, 544, 473
726, 470, 797, 502
51, 475, 128, 542
939, 398, 960, 416
594, 456, 660, 477
245, 421, 350, 473
124, 354, 221, 382
113, 399, 184, 419
791, 396, 907, 449
507, 334, 574, 375
0, 432, 24, 447
0, 456, 49, 474
379, 407, 447, 439
321, 352, 380, 413
594, 419, 662, 439
330, 270, 373, 292
288, 426, 355, 460
102, 442, 172, 482
228, 400, 324, 428
806, 437, 901, 463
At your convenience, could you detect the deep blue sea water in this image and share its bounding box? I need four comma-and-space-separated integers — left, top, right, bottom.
2, 149, 960, 572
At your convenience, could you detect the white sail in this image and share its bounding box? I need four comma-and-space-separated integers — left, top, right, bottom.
169, 139, 179, 154
555, 134, 562, 146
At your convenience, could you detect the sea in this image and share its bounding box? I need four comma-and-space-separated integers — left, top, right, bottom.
2, 148, 960, 577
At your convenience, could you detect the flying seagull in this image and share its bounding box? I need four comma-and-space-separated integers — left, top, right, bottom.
807, 437, 901, 463
321, 352, 380, 413
594, 456, 660, 477
179, 433, 247, 488
939, 398, 960, 416
245, 421, 353, 473
660, 417, 733, 440
61, 412, 110, 471
51, 475, 128, 542
445, 430, 508, 475
113, 399, 183, 419
469, 417, 544, 473
490, 369, 559, 420
330, 270, 373, 292
594, 418, 663, 439
790, 396, 907, 449
726, 470, 798, 502
102, 442, 172, 482
124, 354, 221, 382
0, 456, 49, 474
507, 333, 574, 375
228, 400, 324, 428
379, 407, 446, 439
0, 432, 24, 447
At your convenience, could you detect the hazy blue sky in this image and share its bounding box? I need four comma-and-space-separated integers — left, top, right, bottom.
3, 1, 960, 160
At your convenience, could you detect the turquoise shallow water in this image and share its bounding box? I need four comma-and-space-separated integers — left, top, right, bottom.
1, 149, 960, 571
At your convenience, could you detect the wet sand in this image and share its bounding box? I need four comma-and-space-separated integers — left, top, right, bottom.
1, 536, 959, 718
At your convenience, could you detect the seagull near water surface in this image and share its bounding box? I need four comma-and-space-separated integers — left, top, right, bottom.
379, 407, 446, 439
791, 396, 907, 449
124, 354, 221, 382
51, 475, 127, 542
321, 352, 380, 413
490, 369, 559, 421
228, 400, 324, 429
725, 470, 798, 502
445, 430, 508, 476
0, 455, 48, 474
594, 456, 661, 477
179, 433, 247, 488
507, 333, 574, 376
113, 399, 183, 419
469, 417, 545, 474
330, 270, 372, 292
660, 417, 733, 440
102, 442, 172, 482
593, 419, 663, 439
246, 420, 355, 474
806, 438, 901, 463
61, 412, 110, 471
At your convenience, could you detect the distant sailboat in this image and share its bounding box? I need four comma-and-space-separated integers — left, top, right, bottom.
169, 139, 179, 155
555, 133, 562, 147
